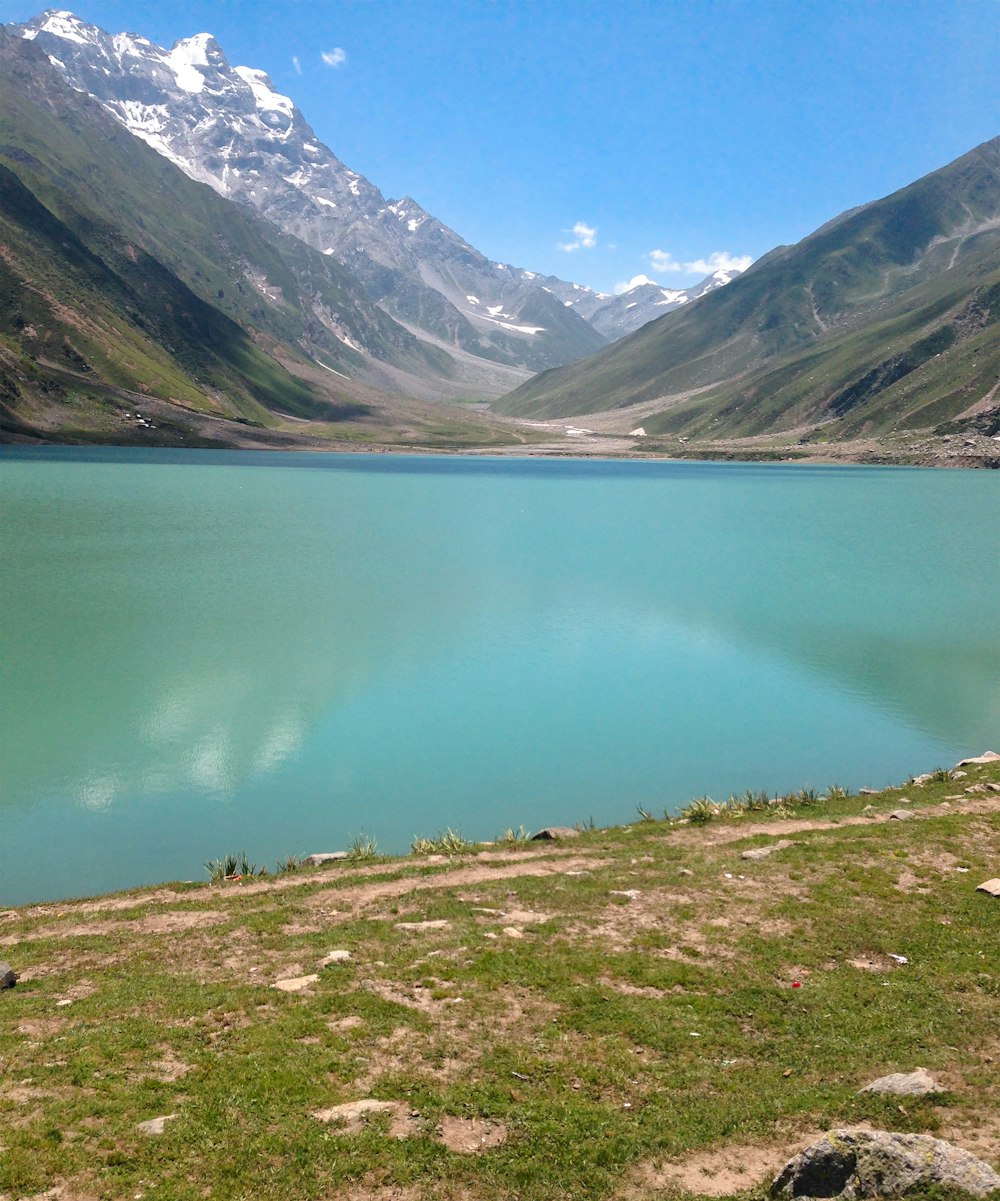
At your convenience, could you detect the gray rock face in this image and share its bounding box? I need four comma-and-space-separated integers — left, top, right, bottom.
771, 1128, 1000, 1199
860, 1068, 943, 1096
0, 961, 17, 989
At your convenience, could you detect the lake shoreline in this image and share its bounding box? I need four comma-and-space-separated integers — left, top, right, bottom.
2, 761, 999, 1200
5, 431, 999, 470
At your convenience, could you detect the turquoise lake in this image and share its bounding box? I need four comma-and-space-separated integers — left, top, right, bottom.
2, 447, 998, 906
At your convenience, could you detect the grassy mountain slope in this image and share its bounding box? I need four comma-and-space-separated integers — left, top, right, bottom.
0, 31, 472, 440
495, 137, 1000, 441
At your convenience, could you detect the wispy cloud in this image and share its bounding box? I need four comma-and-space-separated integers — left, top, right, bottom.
649, 249, 753, 276
292, 55, 301, 75
558, 221, 597, 252
321, 47, 347, 68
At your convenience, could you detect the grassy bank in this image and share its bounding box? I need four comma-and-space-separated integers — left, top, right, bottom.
2, 760, 999, 1200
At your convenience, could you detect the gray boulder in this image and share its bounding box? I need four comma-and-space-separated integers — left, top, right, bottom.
860, 1068, 943, 1096
0, 962, 16, 989
531, 827, 579, 840
771, 1128, 1000, 1199
302, 852, 349, 866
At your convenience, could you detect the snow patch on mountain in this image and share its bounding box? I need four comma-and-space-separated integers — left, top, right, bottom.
233, 65, 294, 117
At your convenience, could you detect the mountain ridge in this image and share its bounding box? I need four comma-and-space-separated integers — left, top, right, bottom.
14, 9, 744, 359
494, 135, 1000, 444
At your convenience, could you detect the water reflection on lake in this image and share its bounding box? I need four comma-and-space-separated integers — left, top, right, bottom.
2, 448, 998, 905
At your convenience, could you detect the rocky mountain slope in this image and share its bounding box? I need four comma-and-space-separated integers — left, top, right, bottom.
495, 136, 1000, 445
15, 9, 609, 376
0, 29, 534, 445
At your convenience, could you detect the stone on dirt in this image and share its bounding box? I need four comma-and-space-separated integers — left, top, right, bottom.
860, 1067, 943, 1096
532, 826, 579, 840
887, 809, 915, 821
771, 1128, 1000, 1199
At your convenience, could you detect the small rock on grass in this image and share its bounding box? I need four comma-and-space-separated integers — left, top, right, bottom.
395, 919, 450, 932
741, 839, 797, 861
272, 974, 319, 992
321, 950, 352, 966
0, 961, 17, 989
771, 1129, 1000, 1199
860, 1067, 943, 1096
137, 1114, 178, 1136
887, 809, 915, 821
976, 879, 1000, 898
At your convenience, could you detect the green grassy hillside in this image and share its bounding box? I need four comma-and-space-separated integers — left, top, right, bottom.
495, 137, 1000, 443
0, 30, 458, 437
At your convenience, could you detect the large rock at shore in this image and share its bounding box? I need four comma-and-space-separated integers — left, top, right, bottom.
771, 1128, 1000, 1199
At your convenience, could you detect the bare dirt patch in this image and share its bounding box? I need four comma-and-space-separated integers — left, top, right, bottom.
436, 1116, 508, 1153
0, 910, 225, 944
847, 953, 900, 973
312, 1098, 418, 1139
626, 1132, 821, 1197
305, 855, 610, 914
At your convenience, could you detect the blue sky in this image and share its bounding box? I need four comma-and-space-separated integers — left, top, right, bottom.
2, 0, 998, 294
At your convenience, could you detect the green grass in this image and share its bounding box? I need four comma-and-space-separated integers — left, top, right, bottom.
2, 760, 998, 1200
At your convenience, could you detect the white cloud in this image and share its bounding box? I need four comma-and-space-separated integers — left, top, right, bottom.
683, 251, 754, 275
292, 55, 301, 74
649, 248, 753, 276
613, 274, 657, 295
558, 221, 597, 252
321, 47, 347, 68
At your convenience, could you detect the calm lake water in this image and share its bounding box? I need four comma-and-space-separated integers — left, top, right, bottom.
2, 447, 998, 906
